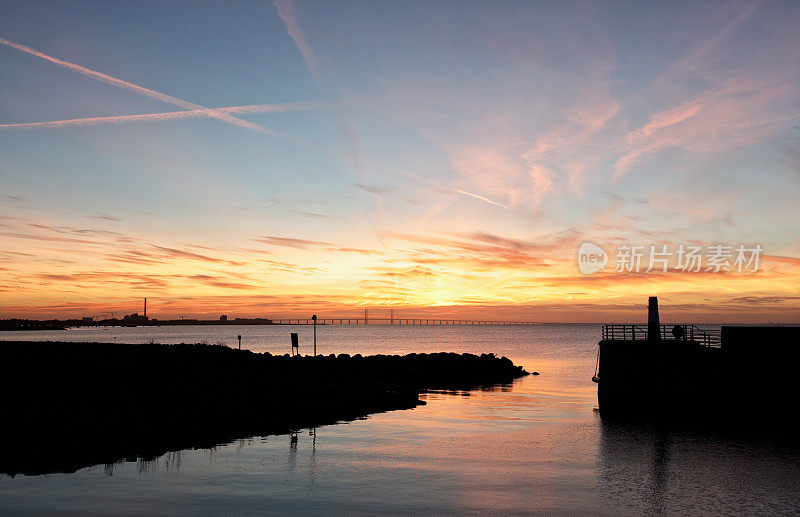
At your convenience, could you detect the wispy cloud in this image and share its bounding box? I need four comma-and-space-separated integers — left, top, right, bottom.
326, 247, 383, 255
386, 229, 579, 269
185, 275, 257, 290
36, 272, 172, 289
293, 210, 331, 219
86, 214, 122, 222
149, 244, 232, 264
353, 183, 393, 195
614, 82, 798, 178
0, 231, 97, 244
255, 235, 333, 249
612, 2, 797, 178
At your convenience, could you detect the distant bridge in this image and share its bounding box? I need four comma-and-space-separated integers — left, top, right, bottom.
271, 318, 538, 326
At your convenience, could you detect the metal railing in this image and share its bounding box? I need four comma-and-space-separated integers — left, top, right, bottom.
601, 324, 721, 347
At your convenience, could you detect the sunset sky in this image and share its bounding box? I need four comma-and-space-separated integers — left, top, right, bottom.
1, 0, 799, 322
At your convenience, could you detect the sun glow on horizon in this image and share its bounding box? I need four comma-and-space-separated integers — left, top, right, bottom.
1, 1, 799, 322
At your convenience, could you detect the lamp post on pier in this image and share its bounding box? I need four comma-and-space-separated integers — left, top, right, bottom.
312, 314, 317, 356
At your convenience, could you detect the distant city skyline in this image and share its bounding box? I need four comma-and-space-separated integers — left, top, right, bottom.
1, 0, 799, 322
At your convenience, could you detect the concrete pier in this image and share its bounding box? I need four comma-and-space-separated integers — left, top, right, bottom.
594, 297, 800, 422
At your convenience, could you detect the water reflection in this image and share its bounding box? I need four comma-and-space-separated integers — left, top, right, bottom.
287, 431, 298, 474
2, 326, 799, 514
284, 427, 319, 491
597, 418, 800, 514
306, 428, 318, 488
102, 450, 186, 477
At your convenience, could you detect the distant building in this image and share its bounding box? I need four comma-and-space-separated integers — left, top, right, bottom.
122, 312, 149, 324
220, 315, 228, 321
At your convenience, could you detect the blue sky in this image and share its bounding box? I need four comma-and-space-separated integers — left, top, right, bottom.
1, 0, 799, 321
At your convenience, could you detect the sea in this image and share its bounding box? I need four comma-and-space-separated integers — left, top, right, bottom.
1, 324, 798, 515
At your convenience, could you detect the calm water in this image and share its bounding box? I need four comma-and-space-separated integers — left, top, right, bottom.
1, 324, 799, 515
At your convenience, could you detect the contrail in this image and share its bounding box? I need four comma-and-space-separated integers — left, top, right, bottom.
455, 190, 516, 211
0, 36, 281, 135
2, 36, 503, 218
273, 0, 323, 87
269, 3, 448, 198
0, 102, 323, 131
272, 1, 366, 175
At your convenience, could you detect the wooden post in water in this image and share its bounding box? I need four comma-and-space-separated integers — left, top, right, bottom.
291, 332, 299, 356
237, 334, 241, 350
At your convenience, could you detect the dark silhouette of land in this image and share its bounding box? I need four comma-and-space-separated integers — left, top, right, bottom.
0, 317, 274, 330
0, 341, 529, 476
0, 316, 541, 329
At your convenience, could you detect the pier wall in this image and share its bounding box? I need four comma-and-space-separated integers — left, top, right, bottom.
597, 326, 800, 422
596, 340, 722, 418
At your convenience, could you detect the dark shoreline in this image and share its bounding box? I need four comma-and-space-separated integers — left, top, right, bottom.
1, 341, 529, 476
0, 318, 277, 331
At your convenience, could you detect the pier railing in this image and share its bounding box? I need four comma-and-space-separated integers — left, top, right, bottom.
601, 324, 721, 347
